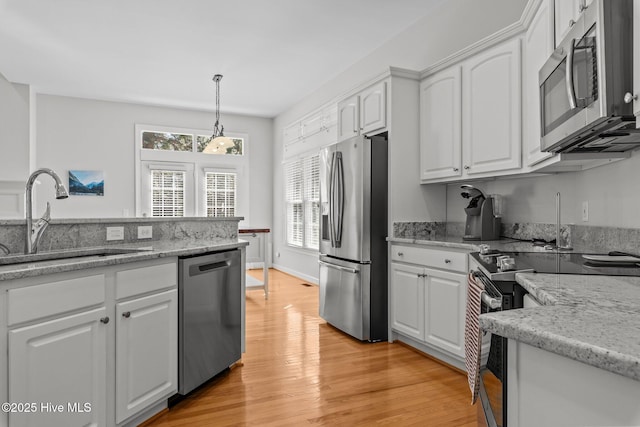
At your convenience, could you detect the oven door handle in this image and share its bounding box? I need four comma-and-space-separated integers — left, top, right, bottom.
481, 291, 502, 310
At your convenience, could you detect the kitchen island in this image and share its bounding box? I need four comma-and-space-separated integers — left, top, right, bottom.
480, 272, 640, 426
0, 217, 248, 427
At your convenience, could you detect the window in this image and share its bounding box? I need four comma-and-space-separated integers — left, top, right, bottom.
205, 171, 236, 217
285, 154, 319, 249
151, 170, 185, 217
135, 124, 249, 219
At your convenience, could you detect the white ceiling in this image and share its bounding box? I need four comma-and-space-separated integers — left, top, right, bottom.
0, 0, 444, 118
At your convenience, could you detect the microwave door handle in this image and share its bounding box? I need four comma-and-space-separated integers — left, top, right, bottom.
565, 38, 578, 109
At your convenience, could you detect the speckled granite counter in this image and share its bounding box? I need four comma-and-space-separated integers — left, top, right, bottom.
387, 236, 590, 253
480, 273, 640, 381
0, 239, 248, 282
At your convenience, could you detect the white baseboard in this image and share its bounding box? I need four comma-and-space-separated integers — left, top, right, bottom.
271, 263, 318, 285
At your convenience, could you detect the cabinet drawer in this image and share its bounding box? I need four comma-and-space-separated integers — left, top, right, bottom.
115, 260, 177, 300
391, 245, 467, 272
7, 274, 106, 326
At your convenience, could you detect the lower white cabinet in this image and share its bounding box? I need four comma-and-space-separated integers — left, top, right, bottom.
8, 307, 108, 427
390, 244, 468, 365
2, 258, 178, 427
115, 289, 177, 423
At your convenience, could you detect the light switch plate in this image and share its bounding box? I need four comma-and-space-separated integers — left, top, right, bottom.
106, 226, 125, 241
137, 225, 152, 239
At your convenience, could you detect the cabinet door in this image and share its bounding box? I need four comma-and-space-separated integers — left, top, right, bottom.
420, 67, 462, 181
337, 95, 360, 142
554, 0, 580, 47
390, 263, 425, 340
359, 82, 386, 135
301, 110, 324, 139
283, 122, 302, 145
423, 268, 466, 357
634, 0, 640, 120
462, 38, 522, 175
524, 0, 555, 166
115, 289, 177, 423
8, 307, 107, 427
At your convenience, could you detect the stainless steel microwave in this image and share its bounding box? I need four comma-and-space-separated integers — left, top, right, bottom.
539, 0, 638, 153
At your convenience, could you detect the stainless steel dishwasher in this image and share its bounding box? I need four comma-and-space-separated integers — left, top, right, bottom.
178, 249, 241, 395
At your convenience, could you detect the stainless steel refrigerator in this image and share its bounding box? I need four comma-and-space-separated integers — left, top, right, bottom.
319, 134, 388, 342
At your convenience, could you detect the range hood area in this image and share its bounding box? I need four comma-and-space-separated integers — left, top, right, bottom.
545, 117, 640, 154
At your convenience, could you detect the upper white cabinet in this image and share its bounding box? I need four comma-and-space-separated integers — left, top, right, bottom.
283, 103, 337, 160
462, 37, 522, 176
554, 0, 593, 47
524, 0, 555, 166
634, 0, 640, 121
419, 67, 462, 181
337, 81, 387, 142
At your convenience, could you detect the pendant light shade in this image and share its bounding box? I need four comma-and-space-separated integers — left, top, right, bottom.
204, 74, 234, 154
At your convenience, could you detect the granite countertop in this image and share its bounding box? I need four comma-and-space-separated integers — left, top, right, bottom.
387, 236, 589, 253
0, 239, 248, 282
479, 272, 640, 382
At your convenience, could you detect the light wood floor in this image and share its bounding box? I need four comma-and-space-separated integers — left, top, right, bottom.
146, 269, 478, 426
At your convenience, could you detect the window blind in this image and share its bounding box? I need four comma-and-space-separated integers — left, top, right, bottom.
151, 170, 185, 217
285, 154, 319, 249
205, 172, 236, 217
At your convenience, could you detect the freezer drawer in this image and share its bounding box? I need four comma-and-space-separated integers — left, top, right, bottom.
319, 256, 371, 341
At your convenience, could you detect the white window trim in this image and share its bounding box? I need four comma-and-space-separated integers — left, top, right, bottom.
140, 162, 195, 217
134, 124, 249, 220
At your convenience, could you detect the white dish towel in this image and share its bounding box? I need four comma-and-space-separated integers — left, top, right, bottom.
464, 272, 484, 404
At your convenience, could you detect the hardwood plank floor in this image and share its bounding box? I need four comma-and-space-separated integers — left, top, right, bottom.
147, 269, 478, 426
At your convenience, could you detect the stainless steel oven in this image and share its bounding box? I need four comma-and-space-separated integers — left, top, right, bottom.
539, 0, 637, 153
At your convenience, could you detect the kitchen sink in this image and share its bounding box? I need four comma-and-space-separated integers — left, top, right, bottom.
0, 247, 152, 266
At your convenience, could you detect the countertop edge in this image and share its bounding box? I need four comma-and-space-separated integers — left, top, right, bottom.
0, 240, 249, 282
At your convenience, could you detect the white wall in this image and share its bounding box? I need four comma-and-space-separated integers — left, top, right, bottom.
446, 153, 640, 228
0, 73, 30, 181
34, 94, 273, 227
272, 0, 528, 281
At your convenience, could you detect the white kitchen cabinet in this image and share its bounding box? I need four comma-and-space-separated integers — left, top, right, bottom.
423, 268, 466, 357
337, 81, 386, 142
634, 0, 640, 121
115, 289, 177, 423
420, 38, 521, 183
524, 0, 555, 167
283, 102, 338, 160
389, 263, 424, 340
553, 0, 593, 47
240, 229, 270, 299
389, 243, 469, 367
8, 307, 108, 427
462, 37, 522, 175
419, 67, 462, 180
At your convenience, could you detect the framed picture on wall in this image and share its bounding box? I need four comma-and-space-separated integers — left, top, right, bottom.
69, 170, 104, 196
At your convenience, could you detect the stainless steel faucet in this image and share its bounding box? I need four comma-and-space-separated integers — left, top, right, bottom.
25, 168, 69, 254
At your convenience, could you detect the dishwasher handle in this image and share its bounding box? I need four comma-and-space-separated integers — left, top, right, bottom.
189, 260, 231, 277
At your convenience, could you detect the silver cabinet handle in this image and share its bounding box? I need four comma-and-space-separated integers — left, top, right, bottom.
122, 312, 131, 318
252, 233, 257, 237
464, 165, 470, 170
100, 316, 110, 324
417, 273, 428, 278
453, 168, 459, 172
397, 252, 404, 256
624, 93, 637, 104
578, 0, 587, 12
318, 260, 359, 274
481, 292, 502, 310
444, 259, 452, 264
569, 19, 575, 27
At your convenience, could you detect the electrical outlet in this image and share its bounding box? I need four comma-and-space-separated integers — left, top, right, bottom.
582, 201, 589, 222
137, 225, 152, 239
106, 226, 125, 241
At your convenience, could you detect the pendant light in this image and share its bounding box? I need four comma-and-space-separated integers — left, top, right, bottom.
204, 74, 234, 154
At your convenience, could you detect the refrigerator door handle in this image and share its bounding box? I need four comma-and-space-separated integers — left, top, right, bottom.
328, 152, 336, 247
335, 151, 344, 247
318, 260, 359, 274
